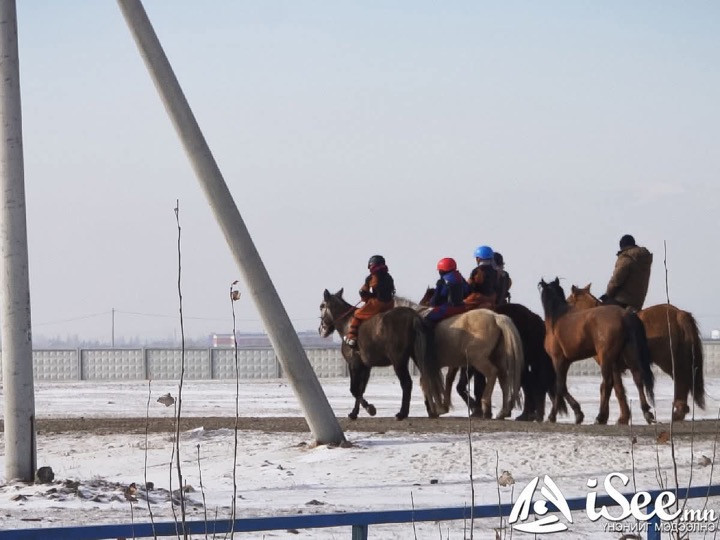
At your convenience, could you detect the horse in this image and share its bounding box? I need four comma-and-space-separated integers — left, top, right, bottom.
567, 284, 705, 421
394, 294, 524, 419
319, 289, 445, 420
538, 277, 655, 425
411, 288, 556, 421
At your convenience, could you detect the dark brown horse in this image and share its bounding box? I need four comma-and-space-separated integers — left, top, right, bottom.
567, 284, 705, 421
319, 289, 445, 420
539, 278, 654, 425
414, 288, 557, 421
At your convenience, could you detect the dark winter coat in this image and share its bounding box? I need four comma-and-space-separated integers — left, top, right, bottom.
605, 245, 653, 310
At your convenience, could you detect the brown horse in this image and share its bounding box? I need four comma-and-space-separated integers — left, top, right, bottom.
394, 293, 524, 419
567, 284, 705, 421
319, 289, 445, 420
539, 278, 654, 425
412, 288, 557, 421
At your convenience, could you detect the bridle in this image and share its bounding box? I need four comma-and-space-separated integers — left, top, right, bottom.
319, 300, 359, 336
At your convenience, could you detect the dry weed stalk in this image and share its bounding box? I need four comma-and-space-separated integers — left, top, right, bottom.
173, 200, 188, 538
144, 379, 158, 539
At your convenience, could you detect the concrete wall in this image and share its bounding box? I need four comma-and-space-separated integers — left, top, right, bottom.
1, 342, 719, 381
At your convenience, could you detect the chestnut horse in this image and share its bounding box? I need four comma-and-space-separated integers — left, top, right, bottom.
567, 284, 705, 421
539, 278, 654, 425
395, 293, 524, 419
319, 289, 445, 420
410, 288, 557, 421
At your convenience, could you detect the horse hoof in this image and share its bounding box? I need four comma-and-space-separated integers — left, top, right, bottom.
395, 412, 408, 421
575, 413, 584, 425
367, 405, 377, 416
643, 411, 656, 424
594, 417, 608, 425
515, 413, 530, 422
617, 417, 630, 425
547, 415, 557, 423
348, 412, 358, 420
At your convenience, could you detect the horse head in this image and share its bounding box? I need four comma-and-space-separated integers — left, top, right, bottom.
319, 288, 351, 337
538, 277, 568, 321
567, 284, 600, 309
419, 287, 435, 307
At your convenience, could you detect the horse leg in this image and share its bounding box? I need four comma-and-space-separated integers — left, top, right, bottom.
515, 367, 534, 422
478, 365, 498, 419
495, 368, 512, 419
456, 368, 476, 411
672, 378, 691, 421
348, 364, 375, 419
473, 370, 487, 415
612, 370, 631, 425
595, 372, 612, 425
630, 368, 655, 424
393, 361, 413, 421
442, 366, 459, 413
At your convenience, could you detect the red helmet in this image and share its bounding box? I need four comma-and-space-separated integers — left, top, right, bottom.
437, 257, 457, 272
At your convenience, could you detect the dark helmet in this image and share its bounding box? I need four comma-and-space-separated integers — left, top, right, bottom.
493, 252, 504, 267
368, 255, 385, 268
619, 234, 635, 249
437, 257, 457, 273
474, 245, 494, 260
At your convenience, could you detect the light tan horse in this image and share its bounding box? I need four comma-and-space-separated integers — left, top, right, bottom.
394, 296, 524, 419
567, 284, 705, 421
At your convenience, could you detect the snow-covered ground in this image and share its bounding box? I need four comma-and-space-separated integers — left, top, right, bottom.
2, 375, 720, 538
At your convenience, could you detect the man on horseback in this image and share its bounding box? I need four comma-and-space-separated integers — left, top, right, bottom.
494, 251, 512, 306
343, 255, 395, 348
464, 245, 499, 309
424, 258, 470, 325
599, 234, 653, 311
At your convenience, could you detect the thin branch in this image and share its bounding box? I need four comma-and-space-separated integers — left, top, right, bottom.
411, 491, 418, 540
173, 200, 188, 538
144, 380, 157, 539
230, 280, 241, 539
196, 444, 209, 540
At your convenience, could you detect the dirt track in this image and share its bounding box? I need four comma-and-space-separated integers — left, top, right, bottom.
3, 416, 719, 439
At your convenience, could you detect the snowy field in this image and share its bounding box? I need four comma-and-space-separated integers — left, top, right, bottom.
2, 375, 720, 538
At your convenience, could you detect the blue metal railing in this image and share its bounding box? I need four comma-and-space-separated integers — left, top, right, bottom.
2, 484, 719, 539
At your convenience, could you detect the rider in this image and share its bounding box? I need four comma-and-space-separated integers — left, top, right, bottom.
599, 234, 653, 311
424, 258, 470, 325
494, 251, 512, 306
464, 245, 499, 309
343, 255, 395, 348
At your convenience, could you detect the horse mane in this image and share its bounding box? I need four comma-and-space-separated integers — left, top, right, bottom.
539, 278, 570, 323
394, 295, 422, 309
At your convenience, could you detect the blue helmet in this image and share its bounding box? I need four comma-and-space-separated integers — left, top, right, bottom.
474, 245, 494, 260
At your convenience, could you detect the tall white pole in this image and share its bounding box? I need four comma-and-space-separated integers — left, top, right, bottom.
117, 0, 345, 444
0, 0, 36, 482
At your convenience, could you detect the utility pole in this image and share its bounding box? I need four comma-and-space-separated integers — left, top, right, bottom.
111, 308, 115, 348
0, 0, 37, 482
117, 0, 345, 445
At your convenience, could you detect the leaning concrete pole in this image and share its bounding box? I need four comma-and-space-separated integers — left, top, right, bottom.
117, 0, 344, 444
0, 0, 36, 481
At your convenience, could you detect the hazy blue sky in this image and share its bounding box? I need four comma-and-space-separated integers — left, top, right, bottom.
11, 1, 720, 343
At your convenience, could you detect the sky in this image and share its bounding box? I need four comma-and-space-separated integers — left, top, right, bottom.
9, 1, 720, 344
2, 377, 720, 537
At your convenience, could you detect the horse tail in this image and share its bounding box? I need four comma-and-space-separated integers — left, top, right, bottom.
496, 315, 524, 409
679, 310, 705, 409
623, 310, 655, 404
412, 315, 445, 416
